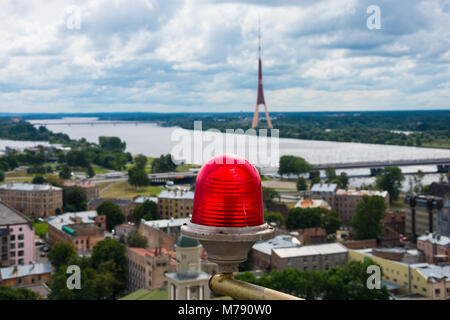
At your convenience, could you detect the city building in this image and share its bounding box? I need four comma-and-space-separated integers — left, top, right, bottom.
349, 248, 450, 299
0, 182, 63, 217
87, 198, 135, 220
271, 243, 348, 271
405, 194, 443, 241
294, 199, 331, 210
297, 227, 327, 245
138, 217, 190, 250
157, 190, 194, 219
126, 247, 176, 293
310, 183, 338, 208
0, 262, 52, 289
379, 211, 406, 247
63, 181, 100, 201
115, 223, 137, 242
0, 201, 35, 266
417, 233, 450, 264
371, 248, 423, 264
250, 235, 300, 271
310, 183, 389, 227
134, 196, 158, 205
438, 198, 450, 238
166, 236, 211, 300
47, 211, 106, 253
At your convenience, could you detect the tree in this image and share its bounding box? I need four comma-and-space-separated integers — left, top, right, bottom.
47, 241, 78, 270
96, 201, 125, 231
128, 165, 149, 187
278, 155, 313, 175
262, 187, 280, 207
90, 239, 126, 298
325, 167, 337, 182
87, 165, 95, 178
321, 209, 341, 234
66, 149, 90, 167
234, 259, 391, 300
286, 207, 322, 230
0, 287, 40, 300
63, 187, 87, 212
126, 230, 148, 248
375, 166, 404, 202
264, 211, 285, 225
59, 165, 72, 179
351, 195, 387, 240
151, 154, 177, 173
296, 176, 308, 191
99, 136, 126, 152
335, 172, 349, 189
132, 200, 158, 223
134, 154, 147, 168
0, 170, 4, 182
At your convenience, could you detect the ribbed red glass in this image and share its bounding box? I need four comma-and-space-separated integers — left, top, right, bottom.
191, 154, 264, 227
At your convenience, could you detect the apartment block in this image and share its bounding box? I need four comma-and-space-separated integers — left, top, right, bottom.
63, 181, 100, 201
126, 247, 176, 293
157, 190, 194, 219
310, 183, 389, 227
0, 182, 63, 217
0, 201, 35, 266
47, 211, 106, 253
349, 248, 450, 299
417, 233, 450, 264
271, 243, 348, 271
405, 194, 443, 240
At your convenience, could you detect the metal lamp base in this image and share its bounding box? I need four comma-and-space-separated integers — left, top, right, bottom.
181, 222, 274, 273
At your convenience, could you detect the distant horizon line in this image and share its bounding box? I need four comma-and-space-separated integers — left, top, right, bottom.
1, 108, 450, 116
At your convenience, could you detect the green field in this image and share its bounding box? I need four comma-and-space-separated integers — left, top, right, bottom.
33, 222, 48, 239
100, 181, 164, 198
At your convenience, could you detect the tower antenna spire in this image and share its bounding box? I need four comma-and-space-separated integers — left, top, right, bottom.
251, 16, 273, 129
258, 15, 261, 59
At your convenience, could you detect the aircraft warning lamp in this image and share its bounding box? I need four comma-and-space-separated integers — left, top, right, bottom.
181, 154, 274, 273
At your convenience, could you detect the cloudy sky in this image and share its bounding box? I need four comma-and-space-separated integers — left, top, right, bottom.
0, 0, 449, 113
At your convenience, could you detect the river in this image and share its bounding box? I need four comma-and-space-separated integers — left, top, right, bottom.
27, 118, 450, 190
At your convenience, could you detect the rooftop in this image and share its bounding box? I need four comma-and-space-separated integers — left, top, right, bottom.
0, 201, 29, 226
0, 263, 52, 280
252, 235, 300, 255
134, 196, 158, 204
294, 199, 331, 210
176, 235, 200, 248
336, 189, 388, 197
127, 247, 176, 263
142, 217, 190, 230
0, 182, 61, 191
411, 263, 450, 283
158, 190, 194, 200
417, 233, 450, 246
310, 183, 338, 193
273, 242, 348, 258
47, 211, 99, 230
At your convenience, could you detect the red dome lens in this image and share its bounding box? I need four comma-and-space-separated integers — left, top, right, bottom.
191, 154, 264, 227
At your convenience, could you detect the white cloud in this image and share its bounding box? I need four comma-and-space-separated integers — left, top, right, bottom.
0, 0, 449, 113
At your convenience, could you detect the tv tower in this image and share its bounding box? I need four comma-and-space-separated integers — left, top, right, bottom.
251, 18, 273, 129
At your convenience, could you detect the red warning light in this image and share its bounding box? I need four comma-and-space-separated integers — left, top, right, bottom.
191, 154, 264, 227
